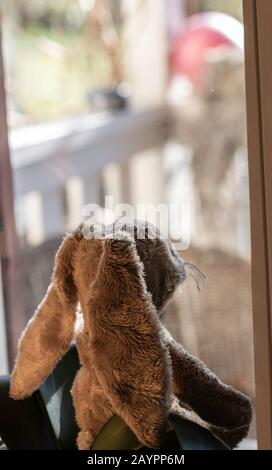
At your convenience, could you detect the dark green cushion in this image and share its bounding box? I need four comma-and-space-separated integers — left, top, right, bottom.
39, 345, 79, 449
92, 413, 228, 450
0, 344, 229, 450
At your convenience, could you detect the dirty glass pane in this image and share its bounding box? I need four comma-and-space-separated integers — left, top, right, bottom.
164, 0, 255, 447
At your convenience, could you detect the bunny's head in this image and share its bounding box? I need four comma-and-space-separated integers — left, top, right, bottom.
73, 219, 186, 310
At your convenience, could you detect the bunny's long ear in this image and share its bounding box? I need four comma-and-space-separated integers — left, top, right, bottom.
161, 326, 252, 447
10, 234, 78, 400
88, 234, 171, 448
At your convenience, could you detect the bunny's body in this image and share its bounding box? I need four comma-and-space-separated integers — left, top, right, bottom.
10, 221, 252, 449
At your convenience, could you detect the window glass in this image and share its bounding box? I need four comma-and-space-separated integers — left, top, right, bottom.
1, 0, 255, 447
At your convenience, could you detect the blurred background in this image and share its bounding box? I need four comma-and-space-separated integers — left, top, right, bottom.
0, 0, 254, 444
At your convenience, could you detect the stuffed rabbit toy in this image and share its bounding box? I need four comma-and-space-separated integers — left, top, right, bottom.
10, 220, 252, 450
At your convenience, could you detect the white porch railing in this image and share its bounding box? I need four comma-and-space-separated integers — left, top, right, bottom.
9, 107, 172, 242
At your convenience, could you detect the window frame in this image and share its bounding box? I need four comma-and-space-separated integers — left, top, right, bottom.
243, 0, 272, 449
0, 18, 25, 367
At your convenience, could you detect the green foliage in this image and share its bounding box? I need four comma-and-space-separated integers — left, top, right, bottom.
3, 1, 116, 121
3, 0, 87, 30
12, 27, 112, 120
199, 0, 243, 21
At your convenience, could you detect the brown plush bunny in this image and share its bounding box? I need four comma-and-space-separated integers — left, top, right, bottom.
10, 220, 252, 450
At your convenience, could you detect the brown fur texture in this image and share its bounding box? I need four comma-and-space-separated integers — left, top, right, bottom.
10, 220, 252, 449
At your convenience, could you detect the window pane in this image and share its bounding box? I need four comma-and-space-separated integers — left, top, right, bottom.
165, 0, 255, 446
2, 0, 255, 448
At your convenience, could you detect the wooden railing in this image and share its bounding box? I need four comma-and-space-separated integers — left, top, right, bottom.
10, 107, 172, 242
